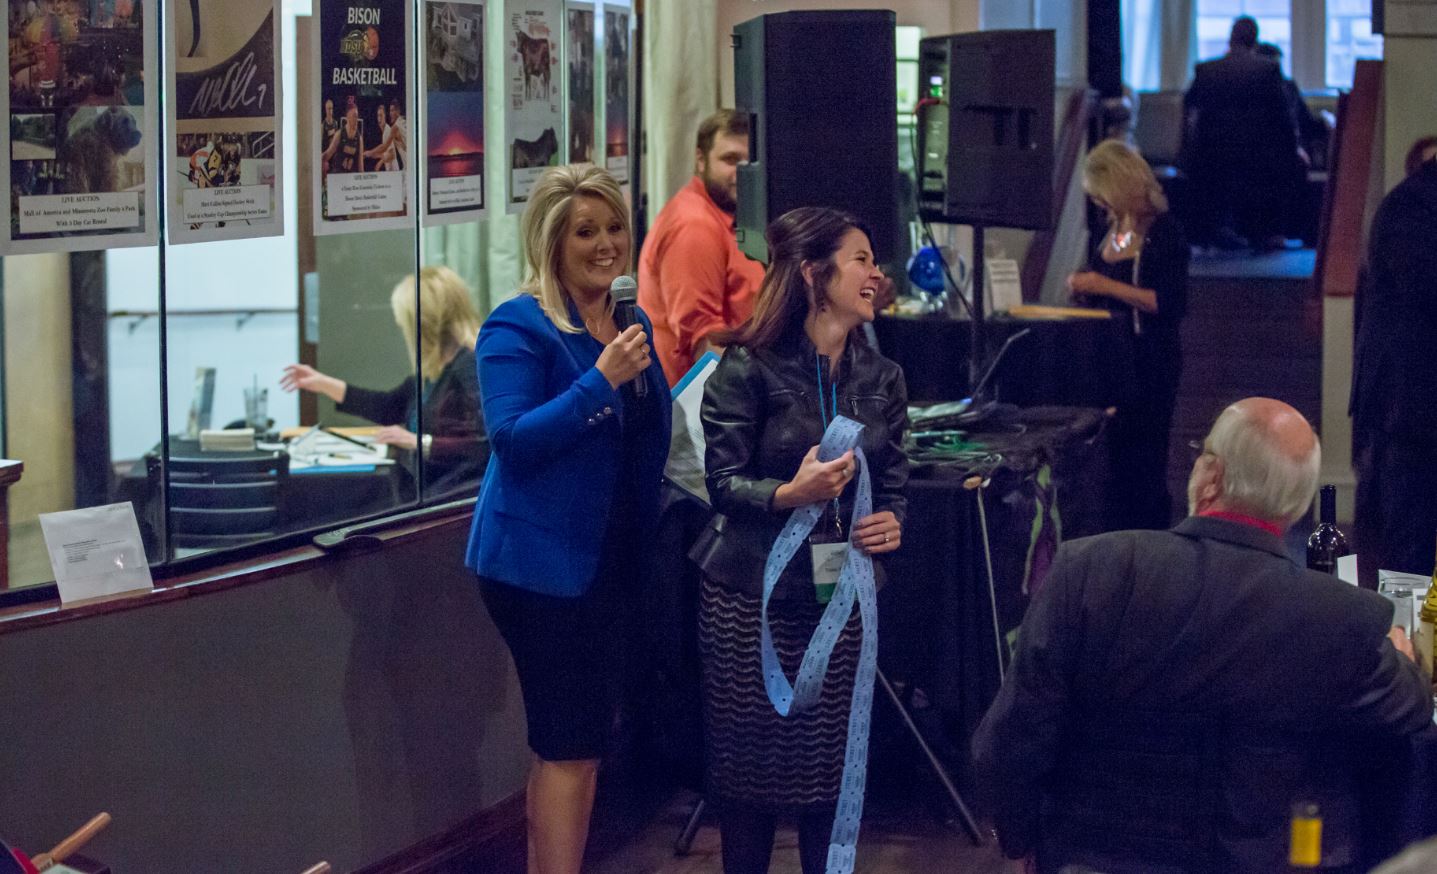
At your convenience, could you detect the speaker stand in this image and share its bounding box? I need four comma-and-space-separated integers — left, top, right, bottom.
877, 667, 985, 846
969, 223, 987, 392
673, 667, 986, 854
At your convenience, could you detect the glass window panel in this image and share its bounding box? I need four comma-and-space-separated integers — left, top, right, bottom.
1196, 0, 1291, 76
3, 251, 166, 591
417, 224, 490, 503
1325, 11, 1383, 89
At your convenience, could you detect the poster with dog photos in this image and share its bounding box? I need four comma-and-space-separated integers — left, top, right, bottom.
1, 0, 159, 254
311, 0, 414, 235
421, 0, 485, 226
602, 0, 629, 185
165, 0, 283, 243
504, 0, 560, 214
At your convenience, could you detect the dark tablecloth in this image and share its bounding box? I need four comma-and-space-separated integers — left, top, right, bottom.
880, 407, 1110, 739
873, 313, 1138, 408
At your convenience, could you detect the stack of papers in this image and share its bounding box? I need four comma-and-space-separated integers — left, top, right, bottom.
288, 427, 392, 470
199, 428, 256, 452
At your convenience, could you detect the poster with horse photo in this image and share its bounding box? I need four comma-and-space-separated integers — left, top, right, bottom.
311, 0, 413, 236
421, 0, 484, 226
1, 0, 159, 254
165, 0, 283, 244
564, 1, 593, 165
504, 0, 559, 214
603, 3, 629, 185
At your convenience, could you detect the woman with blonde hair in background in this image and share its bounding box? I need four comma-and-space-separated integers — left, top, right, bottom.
1068, 138, 1190, 529
281, 264, 488, 493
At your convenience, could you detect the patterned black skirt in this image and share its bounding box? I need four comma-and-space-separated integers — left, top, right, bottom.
698, 576, 864, 810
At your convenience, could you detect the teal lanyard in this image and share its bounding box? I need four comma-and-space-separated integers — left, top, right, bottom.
814, 353, 839, 428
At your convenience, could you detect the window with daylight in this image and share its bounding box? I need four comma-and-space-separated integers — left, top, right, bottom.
1326, 0, 1383, 89
1196, 0, 1292, 74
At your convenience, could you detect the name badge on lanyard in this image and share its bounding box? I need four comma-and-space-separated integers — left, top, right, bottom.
811, 542, 846, 603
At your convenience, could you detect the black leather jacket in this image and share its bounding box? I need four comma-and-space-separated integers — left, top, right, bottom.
690, 326, 910, 599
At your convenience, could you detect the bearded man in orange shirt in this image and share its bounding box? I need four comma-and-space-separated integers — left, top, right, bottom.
638, 110, 766, 386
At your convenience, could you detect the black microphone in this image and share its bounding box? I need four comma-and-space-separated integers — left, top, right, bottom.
610, 275, 647, 398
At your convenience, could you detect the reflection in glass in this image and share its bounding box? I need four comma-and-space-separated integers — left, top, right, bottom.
282, 264, 487, 503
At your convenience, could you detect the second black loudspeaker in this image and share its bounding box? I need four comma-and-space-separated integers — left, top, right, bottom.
733, 10, 898, 264
918, 30, 1055, 229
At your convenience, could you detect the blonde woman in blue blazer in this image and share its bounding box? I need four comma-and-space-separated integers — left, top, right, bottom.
466, 164, 669, 874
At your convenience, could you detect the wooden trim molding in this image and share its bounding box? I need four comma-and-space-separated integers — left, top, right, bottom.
355, 791, 527, 874
1316, 59, 1383, 298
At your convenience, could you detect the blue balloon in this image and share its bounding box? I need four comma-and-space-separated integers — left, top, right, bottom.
906, 245, 947, 293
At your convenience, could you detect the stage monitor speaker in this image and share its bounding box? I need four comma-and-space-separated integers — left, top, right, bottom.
733, 11, 898, 264
917, 30, 1056, 230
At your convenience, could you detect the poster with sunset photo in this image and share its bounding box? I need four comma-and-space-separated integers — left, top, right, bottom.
422, 0, 484, 225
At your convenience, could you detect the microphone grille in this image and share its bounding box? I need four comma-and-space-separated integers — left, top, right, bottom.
610, 275, 638, 302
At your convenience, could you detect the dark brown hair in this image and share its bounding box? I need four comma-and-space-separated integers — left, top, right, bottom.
1405, 135, 1437, 177
721, 207, 871, 350
696, 109, 750, 157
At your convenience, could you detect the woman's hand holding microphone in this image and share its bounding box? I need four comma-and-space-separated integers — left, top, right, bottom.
596, 324, 651, 390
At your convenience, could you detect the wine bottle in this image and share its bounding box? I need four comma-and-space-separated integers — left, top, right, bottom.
1289, 801, 1322, 869
1306, 485, 1350, 575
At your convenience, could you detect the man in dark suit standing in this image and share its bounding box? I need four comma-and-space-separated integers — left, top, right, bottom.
1183, 17, 1300, 249
974, 398, 1431, 874
1351, 146, 1437, 589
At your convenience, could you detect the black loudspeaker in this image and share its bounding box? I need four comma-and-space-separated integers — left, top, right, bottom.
733, 11, 897, 264
917, 30, 1056, 229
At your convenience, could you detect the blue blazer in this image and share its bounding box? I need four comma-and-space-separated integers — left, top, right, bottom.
465, 293, 671, 596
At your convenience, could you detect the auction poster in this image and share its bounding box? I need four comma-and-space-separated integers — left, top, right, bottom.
565, 1, 593, 165
602, 3, 629, 185
311, 0, 413, 235
1, 0, 159, 254
422, 0, 485, 226
165, 0, 283, 244
504, 0, 560, 214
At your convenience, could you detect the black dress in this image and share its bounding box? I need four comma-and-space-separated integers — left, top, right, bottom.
478, 359, 661, 761
1085, 212, 1189, 530
337, 346, 489, 494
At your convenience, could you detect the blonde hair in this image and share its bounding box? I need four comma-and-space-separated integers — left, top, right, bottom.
390, 265, 481, 382
518, 164, 631, 333
1084, 138, 1168, 224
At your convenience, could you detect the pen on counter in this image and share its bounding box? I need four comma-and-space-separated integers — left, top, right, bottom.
319, 426, 373, 449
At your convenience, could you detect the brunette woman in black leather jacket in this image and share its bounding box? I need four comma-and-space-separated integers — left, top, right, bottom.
691, 207, 910, 873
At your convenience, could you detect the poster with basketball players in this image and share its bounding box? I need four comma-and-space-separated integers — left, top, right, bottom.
603, 1, 629, 185
565, 1, 593, 165
504, 0, 560, 214
1, 0, 159, 254
421, 0, 484, 226
311, 0, 413, 235
165, 0, 283, 244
